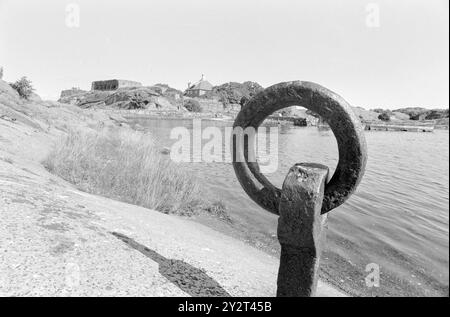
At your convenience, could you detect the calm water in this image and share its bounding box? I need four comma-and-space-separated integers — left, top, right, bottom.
130, 117, 449, 297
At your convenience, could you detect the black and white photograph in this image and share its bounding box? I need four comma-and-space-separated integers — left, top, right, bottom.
0, 0, 448, 300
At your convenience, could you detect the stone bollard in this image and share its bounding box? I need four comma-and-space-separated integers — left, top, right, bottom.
232, 81, 367, 297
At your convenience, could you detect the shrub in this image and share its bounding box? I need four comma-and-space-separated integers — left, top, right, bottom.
204, 201, 231, 222
425, 109, 449, 120
10, 76, 34, 99
43, 129, 227, 218
205, 81, 263, 106
184, 99, 203, 112
378, 112, 391, 121
239, 96, 249, 107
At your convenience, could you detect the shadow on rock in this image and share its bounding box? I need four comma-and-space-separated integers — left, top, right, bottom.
111, 232, 231, 297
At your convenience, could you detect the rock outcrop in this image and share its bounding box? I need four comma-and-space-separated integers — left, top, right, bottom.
59, 86, 180, 111
60, 88, 87, 99
393, 107, 449, 121
204, 81, 264, 106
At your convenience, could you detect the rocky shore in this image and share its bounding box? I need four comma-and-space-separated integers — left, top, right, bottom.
57, 82, 449, 131
0, 79, 345, 296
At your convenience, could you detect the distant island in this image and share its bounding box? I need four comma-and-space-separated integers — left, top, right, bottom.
56, 76, 449, 131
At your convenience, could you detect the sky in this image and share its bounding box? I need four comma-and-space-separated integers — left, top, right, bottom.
0, 0, 448, 109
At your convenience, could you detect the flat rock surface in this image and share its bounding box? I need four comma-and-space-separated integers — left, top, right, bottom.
0, 157, 344, 296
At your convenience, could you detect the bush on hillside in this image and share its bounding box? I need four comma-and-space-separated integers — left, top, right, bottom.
184, 99, 203, 112
239, 96, 249, 107
378, 112, 391, 121
204, 81, 264, 106
10, 76, 34, 99
425, 109, 449, 120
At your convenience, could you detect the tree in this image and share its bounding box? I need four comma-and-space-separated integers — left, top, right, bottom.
10, 76, 34, 99
239, 95, 249, 107
378, 112, 391, 121
184, 99, 203, 112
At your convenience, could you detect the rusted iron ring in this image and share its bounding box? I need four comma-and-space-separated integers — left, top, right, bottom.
232, 81, 367, 214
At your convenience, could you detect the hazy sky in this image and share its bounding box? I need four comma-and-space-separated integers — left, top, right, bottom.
0, 0, 448, 108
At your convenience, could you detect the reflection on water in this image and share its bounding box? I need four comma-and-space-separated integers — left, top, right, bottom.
129, 117, 449, 297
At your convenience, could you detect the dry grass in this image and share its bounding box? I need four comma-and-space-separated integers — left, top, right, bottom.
43, 128, 229, 219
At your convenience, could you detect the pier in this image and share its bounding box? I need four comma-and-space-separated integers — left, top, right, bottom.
364, 123, 434, 132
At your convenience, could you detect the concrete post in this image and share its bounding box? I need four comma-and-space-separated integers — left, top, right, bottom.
276, 163, 329, 297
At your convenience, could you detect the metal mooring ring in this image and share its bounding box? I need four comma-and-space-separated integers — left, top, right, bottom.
232, 81, 368, 214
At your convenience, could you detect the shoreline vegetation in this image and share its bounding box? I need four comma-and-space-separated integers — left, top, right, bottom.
43, 128, 230, 222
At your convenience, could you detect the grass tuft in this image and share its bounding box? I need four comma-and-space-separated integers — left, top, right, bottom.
43, 128, 228, 219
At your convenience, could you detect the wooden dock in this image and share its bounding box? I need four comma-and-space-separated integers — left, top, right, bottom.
364, 123, 434, 132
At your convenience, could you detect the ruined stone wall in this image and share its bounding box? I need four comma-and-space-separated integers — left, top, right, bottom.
195, 98, 224, 113
116, 80, 142, 89
91, 79, 142, 91
91, 80, 118, 91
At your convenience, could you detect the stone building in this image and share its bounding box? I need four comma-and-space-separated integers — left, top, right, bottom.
184, 75, 213, 97
91, 79, 142, 91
